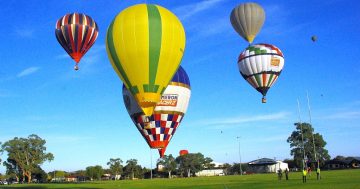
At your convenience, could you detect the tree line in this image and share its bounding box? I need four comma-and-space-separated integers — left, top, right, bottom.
0, 134, 251, 183
47, 155, 249, 181
0, 122, 333, 183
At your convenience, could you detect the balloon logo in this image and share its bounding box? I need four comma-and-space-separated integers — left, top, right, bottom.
230, 3, 265, 44
238, 44, 284, 103
123, 66, 191, 158
107, 4, 186, 116
55, 13, 99, 70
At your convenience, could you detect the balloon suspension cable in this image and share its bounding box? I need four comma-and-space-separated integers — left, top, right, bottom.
74, 64, 79, 71
262, 96, 267, 103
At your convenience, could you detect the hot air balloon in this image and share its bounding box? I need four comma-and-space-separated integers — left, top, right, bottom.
123, 66, 191, 158
55, 13, 99, 70
311, 35, 317, 42
238, 43, 284, 103
107, 4, 186, 116
230, 3, 265, 44
179, 149, 189, 156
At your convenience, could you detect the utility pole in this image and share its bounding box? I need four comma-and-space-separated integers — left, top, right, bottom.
307, 92, 318, 167
150, 149, 153, 179
297, 99, 306, 170
236, 136, 242, 175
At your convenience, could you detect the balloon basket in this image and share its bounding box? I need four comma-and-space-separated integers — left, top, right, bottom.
262, 97, 266, 103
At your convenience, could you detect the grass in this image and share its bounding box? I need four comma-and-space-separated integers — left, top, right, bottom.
1, 169, 360, 189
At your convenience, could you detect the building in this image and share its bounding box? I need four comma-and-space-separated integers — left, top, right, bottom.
324, 157, 360, 169
248, 158, 289, 173
195, 169, 225, 176
64, 176, 77, 182
101, 174, 111, 180
195, 162, 226, 177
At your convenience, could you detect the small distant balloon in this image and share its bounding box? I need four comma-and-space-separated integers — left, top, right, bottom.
179, 150, 189, 156
311, 36, 317, 42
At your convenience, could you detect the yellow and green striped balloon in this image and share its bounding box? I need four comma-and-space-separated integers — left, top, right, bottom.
106, 4, 186, 116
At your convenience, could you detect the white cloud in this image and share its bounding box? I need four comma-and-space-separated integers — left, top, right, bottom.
24, 115, 68, 122
46, 135, 94, 143
15, 28, 35, 38
56, 44, 107, 80
174, 0, 226, 21
188, 17, 232, 41
16, 67, 40, 78
55, 53, 70, 60
247, 134, 289, 143
80, 44, 106, 65
193, 112, 290, 127
352, 100, 360, 106
0, 89, 13, 98
318, 111, 360, 120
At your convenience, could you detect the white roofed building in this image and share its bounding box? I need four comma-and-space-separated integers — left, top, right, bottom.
248, 158, 288, 173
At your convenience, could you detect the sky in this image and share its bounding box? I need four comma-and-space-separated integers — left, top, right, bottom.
0, 0, 360, 173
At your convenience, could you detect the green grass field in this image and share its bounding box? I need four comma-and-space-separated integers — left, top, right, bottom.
1, 169, 360, 189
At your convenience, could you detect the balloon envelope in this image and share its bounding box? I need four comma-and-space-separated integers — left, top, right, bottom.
55, 13, 99, 70
179, 149, 189, 156
311, 35, 317, 42
238, 44, 284, 103
230, 3, 265, 44
123, 66, 191, 157
107, 4, 186, 116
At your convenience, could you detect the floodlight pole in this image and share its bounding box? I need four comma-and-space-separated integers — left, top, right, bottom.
237, 136, 243, 175
306, 91, 318, 169
297, 99, 306, 170
150, 148, 153, 179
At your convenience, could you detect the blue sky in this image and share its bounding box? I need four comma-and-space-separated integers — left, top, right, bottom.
0, 0, 360, 173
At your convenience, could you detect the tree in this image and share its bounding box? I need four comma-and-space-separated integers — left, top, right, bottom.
176, 153, 213, 177
0, 142, 2, 164
283, 159, 297, 169
221, 163, 232, 175
229, 163, 248, 175
157, 154, 177, 178
135, 166, 146, 179
124, 159, 139, 179
287, 122, 330, 168
107, 158, 123, 177
73, 170, 87, 182
1, 134, 54, 183
32, 165, 48, 183
3, 159, 21, 182
333, 155, 346, 161
48, 170, 67, 181
86, 165, 103, 180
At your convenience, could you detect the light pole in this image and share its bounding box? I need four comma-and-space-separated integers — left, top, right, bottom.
306, 91, 318, 169
297, 99, 307, 170
236, 136, 242, 175
150, 148, 153, 179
